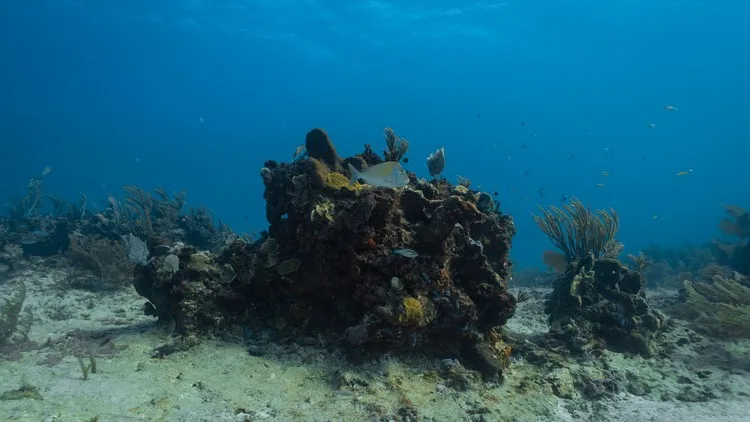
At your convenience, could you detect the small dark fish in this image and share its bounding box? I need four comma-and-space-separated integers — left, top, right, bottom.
392, 248, 418, 258
521, 121, 527, 127
523, 170, 530, 176
476, 113, 481, 118
538, 188, 545, 198
560, 195, 569, 203
402, 157, 409, 163
567, 154, 575, 159
492, 191, 498, 196
520, 143, 528, 149
420, 272, 432, 284
243, 215, 249, 221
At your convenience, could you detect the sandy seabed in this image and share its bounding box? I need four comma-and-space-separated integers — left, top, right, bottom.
1, 266, 749, 422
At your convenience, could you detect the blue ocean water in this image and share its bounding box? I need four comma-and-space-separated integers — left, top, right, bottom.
1, 1, 748, 269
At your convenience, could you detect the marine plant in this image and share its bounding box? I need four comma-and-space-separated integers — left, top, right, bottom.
383, 127, 409, 162
0, 280, 31, 351
66, 233, 135, 290
123, 185, 187, 240
681, 272, 750, 338
456, 175, 471, 188
535, 199, 664, 355
426, 147, 445, 177
3, 167, 51, 225
714, 203, 750, 275
122, 185, 229, 252
627, 252, 653, 274
641, 243, 716, 274
718, 203, 750, 238
77, 356, 97, 380
533, 197, 620, 263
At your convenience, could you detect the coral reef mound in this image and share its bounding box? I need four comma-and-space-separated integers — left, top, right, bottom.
133, 129, 518, 378
545, 256, 666, 356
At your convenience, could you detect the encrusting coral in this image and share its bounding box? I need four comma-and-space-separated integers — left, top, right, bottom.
133, 127, 518, 378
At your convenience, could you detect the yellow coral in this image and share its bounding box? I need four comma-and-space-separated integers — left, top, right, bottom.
489, 330, 513, 369
569, 270, 593, 307
311, 201, 335, 223
398, 297, 425, 326
325, 171, 363, 191
325, 172, 350, 189
496, 341, 513, 369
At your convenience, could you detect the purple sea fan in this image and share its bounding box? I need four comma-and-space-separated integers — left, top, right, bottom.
427, 147, 445, 177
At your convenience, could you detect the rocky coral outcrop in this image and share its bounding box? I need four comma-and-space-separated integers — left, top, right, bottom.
544, 255, 666, 356
133, 128, 518, 378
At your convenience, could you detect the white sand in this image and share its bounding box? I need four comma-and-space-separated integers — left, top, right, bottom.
1, 267, 749, 421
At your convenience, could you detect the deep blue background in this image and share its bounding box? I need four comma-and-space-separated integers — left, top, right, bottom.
1, 1, 748, 268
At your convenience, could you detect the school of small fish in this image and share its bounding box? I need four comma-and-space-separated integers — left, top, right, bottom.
496, 103, 692, 220
281, 101, 690, 237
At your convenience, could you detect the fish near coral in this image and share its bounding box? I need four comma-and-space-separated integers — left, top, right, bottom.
392, 248, 418, 258
348, 162, 409, 188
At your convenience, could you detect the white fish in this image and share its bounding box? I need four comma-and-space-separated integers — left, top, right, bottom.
348, 162, 409, 188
